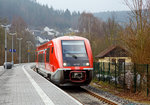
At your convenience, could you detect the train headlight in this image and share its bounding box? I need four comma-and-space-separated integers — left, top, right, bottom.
86, 62, 90, 66
63, 63, 67, 66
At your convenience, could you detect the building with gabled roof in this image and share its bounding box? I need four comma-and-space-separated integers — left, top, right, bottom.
95, 45, 131, 63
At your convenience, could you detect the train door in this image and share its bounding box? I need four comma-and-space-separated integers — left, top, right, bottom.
45, 47, 50, 71
50, 46, 54, 72
38, 52, 45, 70
35, 52, 38, 68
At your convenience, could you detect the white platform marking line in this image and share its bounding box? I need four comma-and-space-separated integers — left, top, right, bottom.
22, 65, 55, 105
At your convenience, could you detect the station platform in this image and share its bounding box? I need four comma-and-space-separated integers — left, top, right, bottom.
0, 63, 82, 105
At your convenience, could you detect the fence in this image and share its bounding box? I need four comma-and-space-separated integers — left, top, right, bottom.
93, 62, 150, 97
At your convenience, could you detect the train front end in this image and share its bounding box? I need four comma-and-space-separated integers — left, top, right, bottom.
57, 37, 93, 86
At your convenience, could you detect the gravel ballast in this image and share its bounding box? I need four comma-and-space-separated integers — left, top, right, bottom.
83, 85, 147, 105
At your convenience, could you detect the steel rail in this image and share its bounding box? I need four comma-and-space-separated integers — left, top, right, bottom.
81, 87, 119, 105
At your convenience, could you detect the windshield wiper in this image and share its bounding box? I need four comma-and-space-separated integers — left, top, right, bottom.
72, 55, 78, 59
64, 53, 78, 59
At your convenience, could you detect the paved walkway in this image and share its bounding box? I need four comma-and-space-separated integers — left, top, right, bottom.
0, 66, 5, 76
0, 64, 82, 105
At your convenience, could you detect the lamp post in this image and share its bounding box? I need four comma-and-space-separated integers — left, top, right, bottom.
27, 41, 31, 63
9, 33, 16, 65
26, 41, 33, 63
17, 38, 23, 64
1, 24, 11, 69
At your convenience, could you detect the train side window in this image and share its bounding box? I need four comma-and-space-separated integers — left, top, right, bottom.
51, 47, 54, 54
46, 48, 50, 62
38, 54, 44, 62
36, 52, 38, 61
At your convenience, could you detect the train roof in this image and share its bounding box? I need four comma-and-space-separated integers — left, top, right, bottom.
36, 36, 88, 51
53, 36, 87, 41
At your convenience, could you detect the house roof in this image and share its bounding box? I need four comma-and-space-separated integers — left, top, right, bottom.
95, 45, 129, 58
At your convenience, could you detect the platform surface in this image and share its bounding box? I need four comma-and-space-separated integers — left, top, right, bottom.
0, 66, 5, 76
0, 63, 82, 105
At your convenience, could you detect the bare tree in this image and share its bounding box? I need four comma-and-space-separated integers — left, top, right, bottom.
11, 16, 27, 37
10, 16, 36, 63
78, 12, 119, 59
103, 16, 122, 47
123, 0, 150, 64
78, 12, 104, 38
0, 18, 8, 65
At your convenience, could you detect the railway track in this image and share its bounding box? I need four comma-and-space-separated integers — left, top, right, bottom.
61, 86, 119, 105
82, 87, 119, 105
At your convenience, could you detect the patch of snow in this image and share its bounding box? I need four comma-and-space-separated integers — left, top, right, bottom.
49, 29, 55, 32
44, 27, 50, 32
66, 28, 79, 33
74, 30, 79, 33
48, 32, 54, 36
37, 36, 49, 43
69, 28, 73, 31
43, 26, 60, 36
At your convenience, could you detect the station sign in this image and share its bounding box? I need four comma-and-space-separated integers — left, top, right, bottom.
9, 49, 16, 52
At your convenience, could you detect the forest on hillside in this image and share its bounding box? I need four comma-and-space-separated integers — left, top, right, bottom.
0, 0, 80, 30
0, 0, 135, 31
94, 11, 130, 24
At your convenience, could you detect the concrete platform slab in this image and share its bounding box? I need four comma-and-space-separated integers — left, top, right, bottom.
0, 64, 82, 105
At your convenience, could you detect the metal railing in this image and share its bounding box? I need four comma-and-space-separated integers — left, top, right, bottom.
93, 62, 150, 97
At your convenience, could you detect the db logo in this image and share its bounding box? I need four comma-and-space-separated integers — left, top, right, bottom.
75, 67, 80, 70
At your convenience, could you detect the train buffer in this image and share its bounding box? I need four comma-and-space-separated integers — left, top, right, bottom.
0, 64, 82, 105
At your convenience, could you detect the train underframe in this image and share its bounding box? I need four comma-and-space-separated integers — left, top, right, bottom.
50, 70, 93, 86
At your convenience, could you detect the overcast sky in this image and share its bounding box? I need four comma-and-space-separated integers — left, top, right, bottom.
36, 0, 130, 12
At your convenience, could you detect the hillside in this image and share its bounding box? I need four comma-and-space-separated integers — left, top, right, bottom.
94, 11, 130, 24
0, 0, 131, 31
0, 0, 80, 30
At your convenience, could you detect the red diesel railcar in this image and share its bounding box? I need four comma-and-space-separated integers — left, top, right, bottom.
35, 36, 93, 86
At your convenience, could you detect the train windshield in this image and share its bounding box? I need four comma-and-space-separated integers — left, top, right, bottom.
62, 40, 89, 67
62, 40, 88, 58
